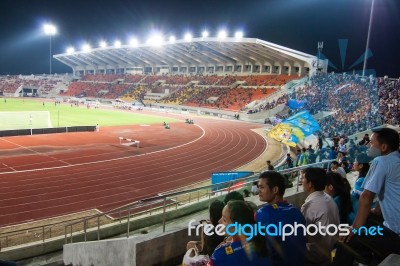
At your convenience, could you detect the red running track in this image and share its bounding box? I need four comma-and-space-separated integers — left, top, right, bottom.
0, 117, 266, 226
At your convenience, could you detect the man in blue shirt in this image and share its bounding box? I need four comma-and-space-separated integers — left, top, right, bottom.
334, 127, 400, 265
256, 171, 306, 266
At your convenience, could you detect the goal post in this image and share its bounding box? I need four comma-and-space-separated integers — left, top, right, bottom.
0, 111, 52, 130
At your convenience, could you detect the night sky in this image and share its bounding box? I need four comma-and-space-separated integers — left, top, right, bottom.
0, 0, 399, 77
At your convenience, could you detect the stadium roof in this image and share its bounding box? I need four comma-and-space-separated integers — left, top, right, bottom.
54, 38, 324, 75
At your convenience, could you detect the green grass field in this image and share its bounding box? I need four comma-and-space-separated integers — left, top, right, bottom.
0, 98, 179, 130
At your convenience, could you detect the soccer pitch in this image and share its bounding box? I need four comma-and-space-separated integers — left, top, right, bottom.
0, 98, 179, 130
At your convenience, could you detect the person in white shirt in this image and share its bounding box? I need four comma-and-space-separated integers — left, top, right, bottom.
330, 161, 347, 178
301, 167, 340, 266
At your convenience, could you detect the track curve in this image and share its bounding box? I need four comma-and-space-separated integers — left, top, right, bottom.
0, 117, 266, 226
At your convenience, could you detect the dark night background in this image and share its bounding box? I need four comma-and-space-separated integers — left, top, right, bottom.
0, 0, 399, 77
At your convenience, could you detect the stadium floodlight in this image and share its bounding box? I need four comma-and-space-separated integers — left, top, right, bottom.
43, 24, 57, 75
184, 33, 192, 42
235, 31, 243, 39
169, 36, 176, 43
217, 30, 227, 40
114, 40, 122, 48
66, 47, 75, 54
82, 44, 91, 53
99, 41, 107, 48
129, 38, 138, 47
202, 30, 209, 38
147, 34, 163, 46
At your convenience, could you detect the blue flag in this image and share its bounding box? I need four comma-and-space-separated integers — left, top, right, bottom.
268, 111, 320, 147
288, 99, 305, 110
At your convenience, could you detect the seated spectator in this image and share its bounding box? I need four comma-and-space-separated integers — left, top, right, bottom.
330, 161, 347, 178
223, 191, 244, 205
187, 200, 225, 257
256, 171, 306, 266
208, 200, 270, 265
348, 153, 373, 224
333, 128, 400, 265
358, 133, 370, 146
325, 172, 353, 223
351, 153, 372, 199
251, 181, 259, 195
242, 189, 250, 198
223, 190, 258, 210
266, 160, 274, 170
300, 168, 340, 265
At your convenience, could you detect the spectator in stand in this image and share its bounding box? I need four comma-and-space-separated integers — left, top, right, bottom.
223, 191, 244, 205
334, 127, 400, 265
256, 171, 306, 266
266, 160, 274, 170
298, 148, 309, 166
358, 134, 370, 146
300, 168, 339, 265
330, 161, 347, 178
186, 200, 225, 257
328, 146, 338, 160
285, 153, 294, 169
308, 149, 317, 164
348, 153, 373, 224
251, 181, 259, 196
208, 200, 270, 266
295, 149, 302, 167
325, 172, 353, 223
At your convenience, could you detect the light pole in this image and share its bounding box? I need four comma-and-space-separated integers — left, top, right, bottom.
362, 0, 375, 77
43, 24, 57, 75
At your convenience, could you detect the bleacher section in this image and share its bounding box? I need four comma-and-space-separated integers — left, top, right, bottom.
52, 73, 298, 111
0, 75, 69, 96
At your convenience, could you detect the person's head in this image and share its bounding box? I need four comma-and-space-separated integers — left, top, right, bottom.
209, 200, 225, 226
223, 191, 244, 205
352, 153, 372, 177
325, 172, 350, 197
367, 128, 400, 157
325, 172, 352, 223
302, 168, 327, 193
287, 153, 291, 157
258, 171, 286, 203
302, 147, 306, 153
243, 189, 250, 198
341, 161, 349, 171
266, 160, 271, 165
330, 161, 340, 170
219, 200, 255, 232
219, 200, 268, 256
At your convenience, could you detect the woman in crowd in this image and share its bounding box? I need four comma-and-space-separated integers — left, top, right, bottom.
186, 200, 225, 257
208, 200, 270, 266
348, 153, 373, 224
325, 172, 353, 224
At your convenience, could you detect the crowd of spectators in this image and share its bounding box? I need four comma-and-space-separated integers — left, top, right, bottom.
290, 73, 382, 137
378, 77, 400, 126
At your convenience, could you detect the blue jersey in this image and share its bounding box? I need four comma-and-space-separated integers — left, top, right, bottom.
208, 238, 270, 266
256, 202, 306, 266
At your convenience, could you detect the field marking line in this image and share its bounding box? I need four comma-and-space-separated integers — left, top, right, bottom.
0, 138, 71, 166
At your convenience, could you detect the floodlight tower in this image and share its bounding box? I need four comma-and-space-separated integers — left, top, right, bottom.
363, 0, 375, 77
43, 24, 57, 75
317, 42, 323, 72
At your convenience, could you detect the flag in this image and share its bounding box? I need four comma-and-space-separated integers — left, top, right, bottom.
268, 111, 320, 147
288, 99, 305, 110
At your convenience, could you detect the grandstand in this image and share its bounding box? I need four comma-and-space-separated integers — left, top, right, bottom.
1, 36, 400, 266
